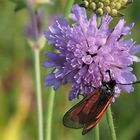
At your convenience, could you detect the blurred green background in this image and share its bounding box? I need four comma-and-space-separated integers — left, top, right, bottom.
0, 0, 140, 140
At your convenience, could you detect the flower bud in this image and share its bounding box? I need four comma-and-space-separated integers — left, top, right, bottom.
120, 0, 128, 6
104, 0, 110, 6
79, 0, 133, 17
96, 8, 104, 16
81, 0, 89, 8
111, 9, 118, 16
89, 2, 96, 10
105, 6, 111, 13
115, 2, 122, 10
110, 2, 116, 8
98, 2, 104, 9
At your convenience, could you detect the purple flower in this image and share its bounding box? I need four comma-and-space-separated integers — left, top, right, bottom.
43, 4, 140, 100
24, 10, 42, 40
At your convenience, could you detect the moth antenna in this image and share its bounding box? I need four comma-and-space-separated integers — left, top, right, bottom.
106, 70, 112, 80
117, 80, 140, 85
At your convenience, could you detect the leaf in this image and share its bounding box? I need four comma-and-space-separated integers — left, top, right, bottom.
9, 0, 26, 12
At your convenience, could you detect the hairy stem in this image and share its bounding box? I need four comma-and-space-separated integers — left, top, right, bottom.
94, 124, 100, 140
45, 88, 55, 140
106, 105, 117, 140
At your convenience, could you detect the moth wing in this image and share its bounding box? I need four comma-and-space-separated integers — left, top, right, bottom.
63, 89, 100, 129
82, 97, 113, 135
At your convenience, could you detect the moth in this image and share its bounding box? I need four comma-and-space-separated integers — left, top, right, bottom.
63, 70, 140, 135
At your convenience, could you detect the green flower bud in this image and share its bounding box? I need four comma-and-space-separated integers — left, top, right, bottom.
115, 2, 122, 10
110, 2, 116, 8
96, 8, 104, 16
104, 0, 110, 6
89, 2, 96, 11
105, 6, 111, 14
111, 9, 118, 16
120, 0, 128, 6
79, 0, 133, 17
80, 0, 89, 8
98, 2, 104, 8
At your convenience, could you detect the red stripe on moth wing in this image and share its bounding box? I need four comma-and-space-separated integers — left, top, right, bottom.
96, 97, 112, 120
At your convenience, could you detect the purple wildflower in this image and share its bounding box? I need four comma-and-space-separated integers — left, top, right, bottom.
44, 4, 140, 100
24, 10, 42, 40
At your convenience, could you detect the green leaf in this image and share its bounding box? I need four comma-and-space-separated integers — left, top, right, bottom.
9, 0, 26, 12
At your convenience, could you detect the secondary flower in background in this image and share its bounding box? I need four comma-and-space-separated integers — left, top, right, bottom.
43, 4, 140, 100
24, 10, 42, 40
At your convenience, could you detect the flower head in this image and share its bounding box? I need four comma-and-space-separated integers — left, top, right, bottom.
25, 11, 42, 40
44, 4, 140, 100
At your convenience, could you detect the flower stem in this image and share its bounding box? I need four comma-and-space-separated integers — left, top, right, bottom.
34, 49, 44, 140
63, 0, 74, 19
26, 1, 44, 139
45, 88, 55, 140
94, 124, 100, 140
106, 105, 117, 140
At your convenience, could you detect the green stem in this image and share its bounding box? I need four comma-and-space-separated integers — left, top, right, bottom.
26, 0, 44, 139
106, 105, 117, 140
94, 124, 100, 140
45, 88, 55, 140
34, 50, 44, 140
63, 0, 74, 19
